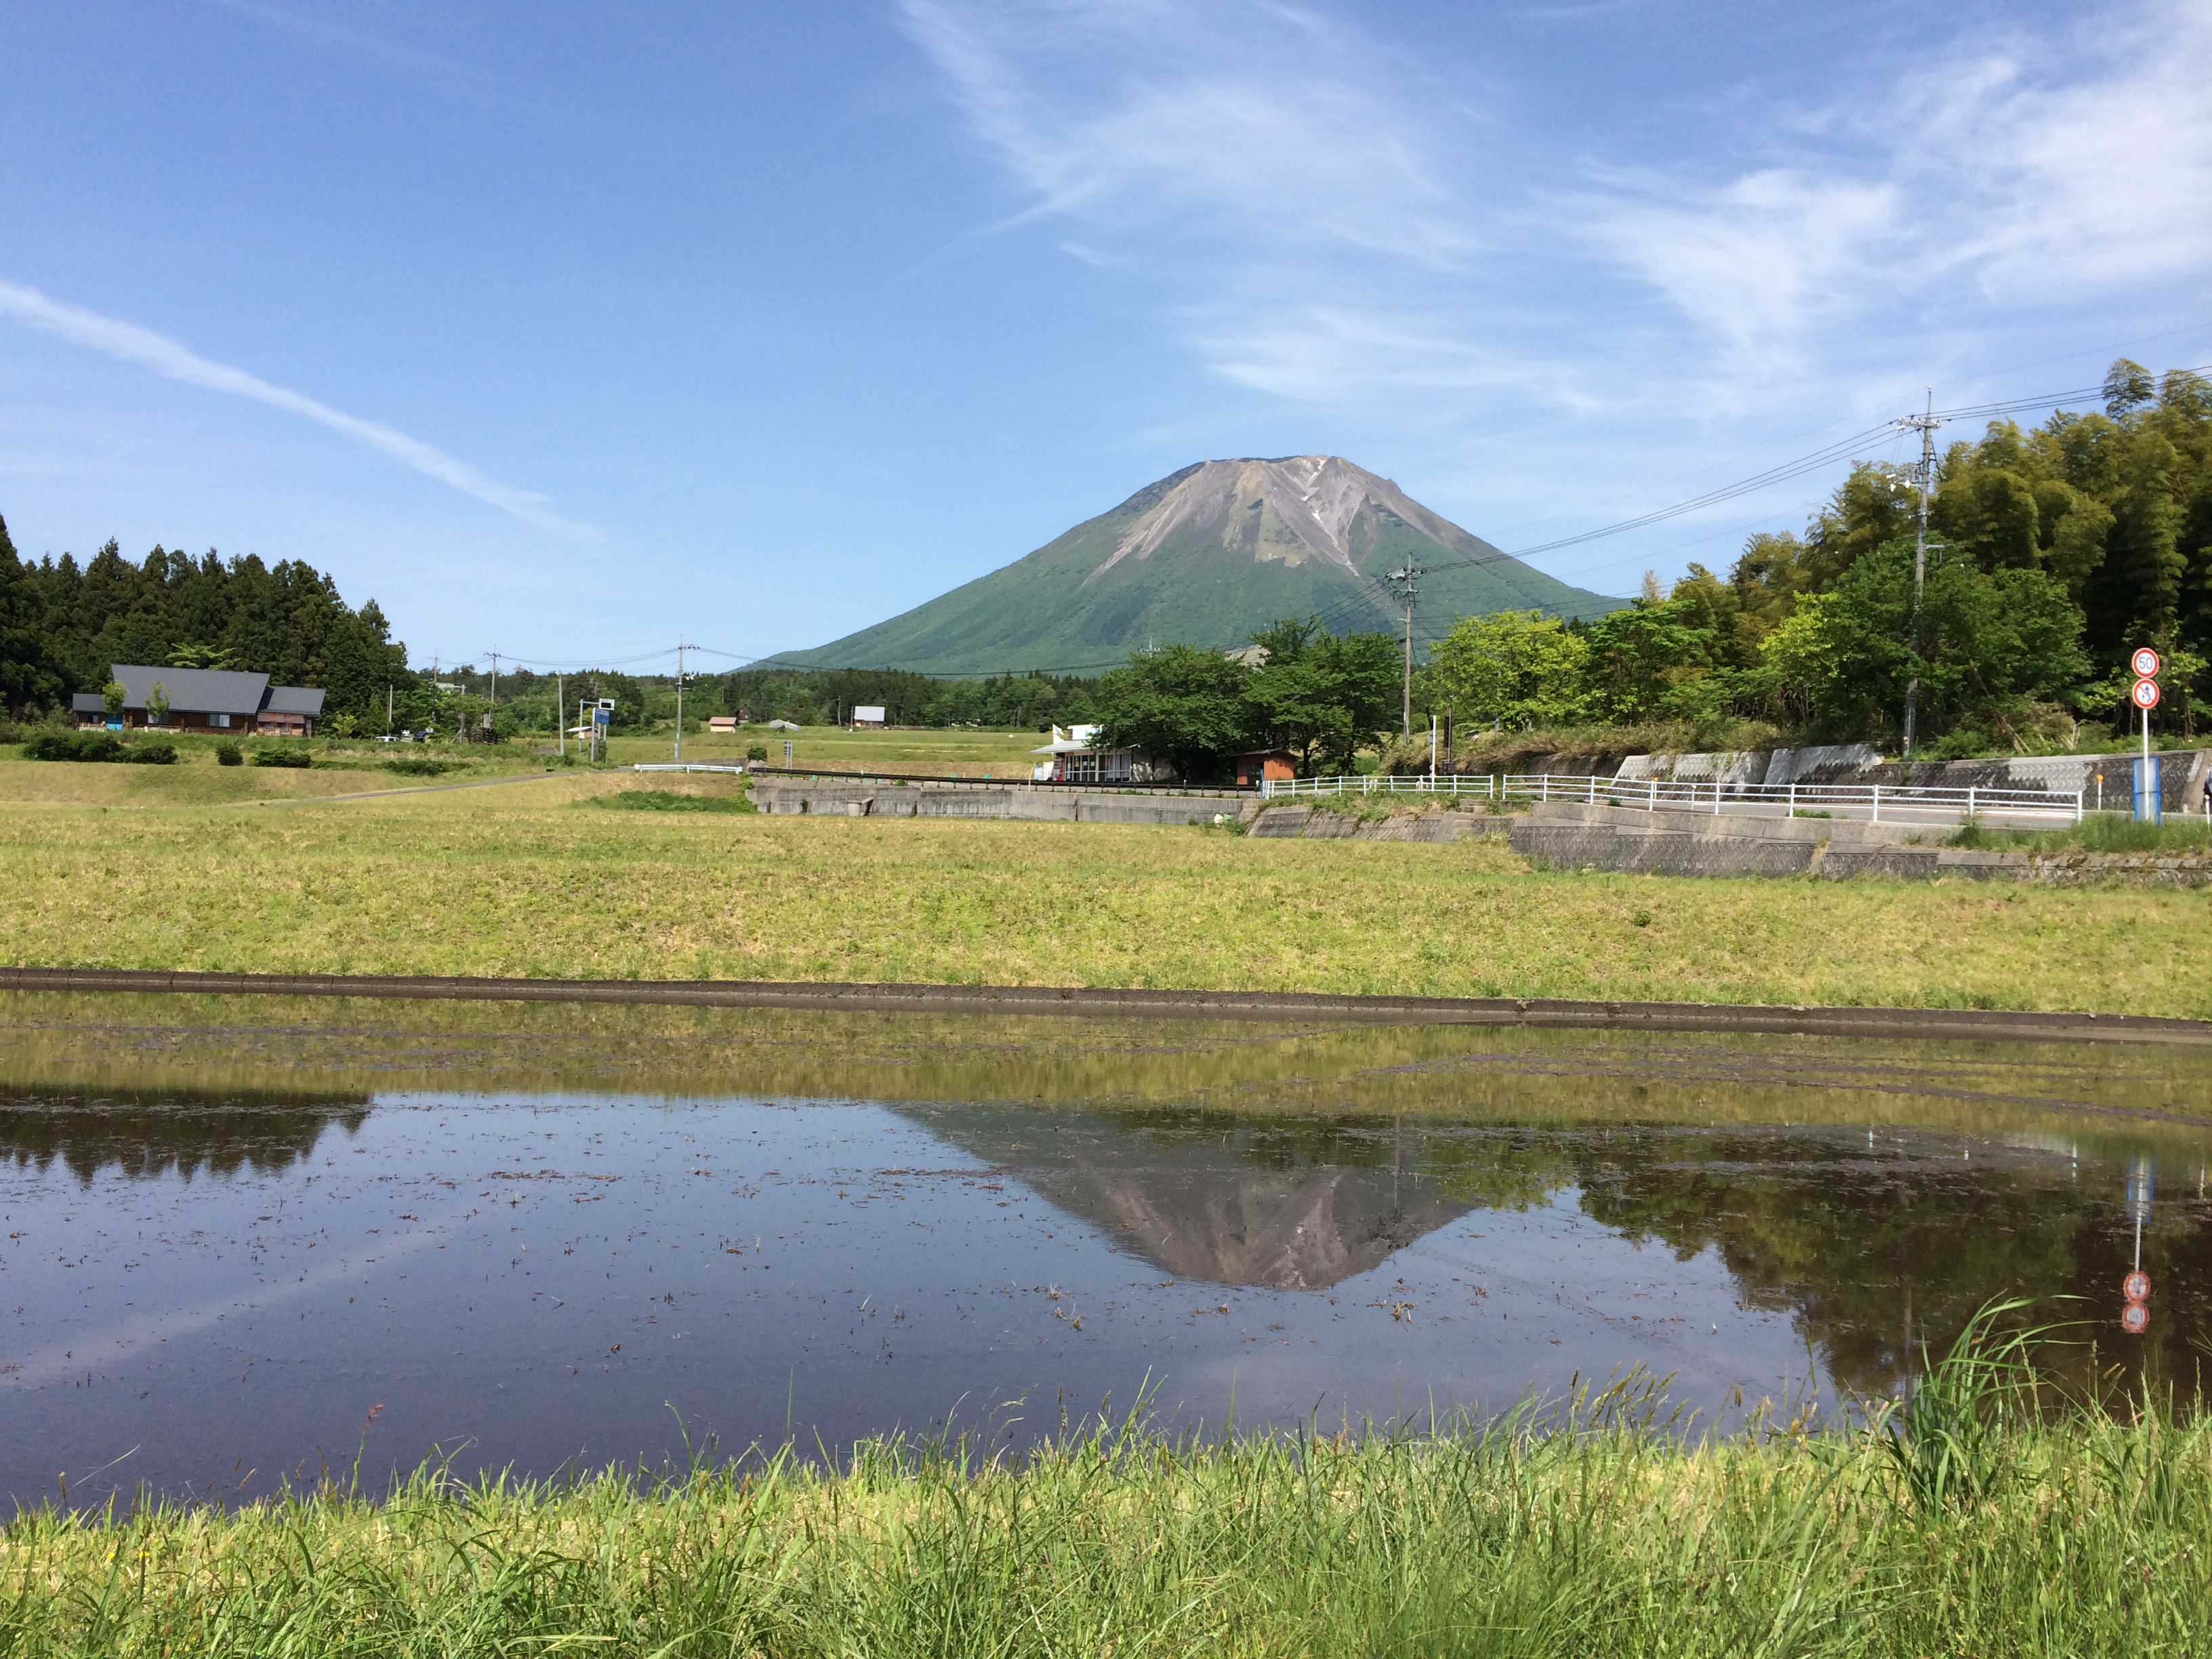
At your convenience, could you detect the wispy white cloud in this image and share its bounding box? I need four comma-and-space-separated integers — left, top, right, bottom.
902, 0, 2212, 414
899, 0, 1479, 266
897, 0, 1572, 410
1893, 1, 2212, 300
1572, 0, 2212, 361
0, 280, 595, 539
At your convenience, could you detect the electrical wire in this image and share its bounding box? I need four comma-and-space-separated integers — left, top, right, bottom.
464, 361, 2212, 681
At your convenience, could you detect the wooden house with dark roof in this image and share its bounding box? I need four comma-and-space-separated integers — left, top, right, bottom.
71, 665, 328, 737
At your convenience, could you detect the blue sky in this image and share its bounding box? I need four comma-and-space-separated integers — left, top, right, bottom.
2, 1, 2207, 677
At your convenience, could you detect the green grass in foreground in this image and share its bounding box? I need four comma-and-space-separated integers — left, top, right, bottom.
5, 1318, 2207, 1657
2, 780, 2209, 1012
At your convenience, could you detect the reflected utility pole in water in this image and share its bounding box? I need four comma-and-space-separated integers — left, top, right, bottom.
2122, 1158, 2154, 1336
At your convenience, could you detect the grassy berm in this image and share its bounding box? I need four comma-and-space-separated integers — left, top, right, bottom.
1, 762, 2209, 1012
5, 1336, 2207, 1657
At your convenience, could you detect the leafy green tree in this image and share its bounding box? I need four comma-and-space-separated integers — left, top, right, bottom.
1423, 609, 1587, 730
1092, 645, 1254, 781
1806, 466, 1920, 587
1244, 617, 1399, 773
1576, 598, 1725, 722
1761, 540, 2087, 746
167, 642, 241, 670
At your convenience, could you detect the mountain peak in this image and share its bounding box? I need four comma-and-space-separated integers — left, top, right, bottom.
780, 458, 1624, 675
1094, 455, 1458, 583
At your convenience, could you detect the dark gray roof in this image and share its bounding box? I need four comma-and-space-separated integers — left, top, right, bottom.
107, 664, 269, 716
261, 684, 327, 716
95, 664, 326, 719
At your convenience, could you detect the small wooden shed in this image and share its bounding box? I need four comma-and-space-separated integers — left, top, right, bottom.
1234, 750, 1296, 787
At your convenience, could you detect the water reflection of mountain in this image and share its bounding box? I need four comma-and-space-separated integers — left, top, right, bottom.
893, 1105, 1564, 1289
899, 1102, 2211, 1397
0, 1087, 371, 1186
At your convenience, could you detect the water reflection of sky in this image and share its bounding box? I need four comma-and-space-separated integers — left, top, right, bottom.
6, 1063, 2209, 1511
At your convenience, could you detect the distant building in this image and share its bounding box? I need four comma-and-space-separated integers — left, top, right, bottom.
72, 665, 327, 737
706, 716, 740, 735
1234, 750, 1296, 787
1029, 724, 1175, 785
766, 718, 802, 732
851, 705, 886, 728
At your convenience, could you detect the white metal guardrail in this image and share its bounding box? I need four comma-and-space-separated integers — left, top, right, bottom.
632, 762, 750, 775
1259, 772, 2085, 823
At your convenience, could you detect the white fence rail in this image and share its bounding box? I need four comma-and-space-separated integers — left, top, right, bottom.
1259, 772, 2085, 824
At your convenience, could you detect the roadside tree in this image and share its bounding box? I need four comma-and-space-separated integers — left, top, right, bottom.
1244, 617, 1399, 773
1092, 645, 1254, 782
1423, 609, 1587, 731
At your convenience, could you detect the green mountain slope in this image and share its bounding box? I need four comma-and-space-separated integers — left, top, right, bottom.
779, 455, 1625, 674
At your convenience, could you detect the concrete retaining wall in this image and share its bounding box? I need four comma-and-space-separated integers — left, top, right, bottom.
1247, 803, 1495, 843
750, 777, 1250, 827
1509, 801, 2212, 885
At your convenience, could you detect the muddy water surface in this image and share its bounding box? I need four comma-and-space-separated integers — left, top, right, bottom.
2, 994, 2209, 1508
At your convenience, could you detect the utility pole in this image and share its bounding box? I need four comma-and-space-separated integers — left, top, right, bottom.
673, 643, 687, 761
384, 684, 392, 739
1897, 390, 1942, 759
1385, 563, 1422, 735
489, 651, 497, 709
556, 672, 565, 760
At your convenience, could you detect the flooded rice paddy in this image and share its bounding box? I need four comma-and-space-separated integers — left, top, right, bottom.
3, 993, 2210, 1509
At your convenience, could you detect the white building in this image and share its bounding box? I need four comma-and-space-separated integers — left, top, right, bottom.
1029, 724, 1174, 784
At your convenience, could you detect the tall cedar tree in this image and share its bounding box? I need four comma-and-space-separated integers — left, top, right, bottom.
5, 536, 409, 723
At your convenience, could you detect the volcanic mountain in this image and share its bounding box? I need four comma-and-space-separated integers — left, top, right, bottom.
779, 455, 1623, 674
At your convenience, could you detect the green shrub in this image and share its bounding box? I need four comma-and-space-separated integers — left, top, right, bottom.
216, 741, 243, 766
123, 741, 178, 765
26, 732, 123, 762
251, 747, 313, 769
746, 744, 769, 762
385, 757, 459, 777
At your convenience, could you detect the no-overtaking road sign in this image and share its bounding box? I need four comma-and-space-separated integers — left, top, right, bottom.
2132, 678, 2161, 710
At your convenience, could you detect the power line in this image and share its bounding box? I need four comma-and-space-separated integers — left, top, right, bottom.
447, 361, 2212, 683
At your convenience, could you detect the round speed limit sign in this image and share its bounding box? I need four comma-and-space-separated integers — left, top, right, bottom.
2133, 647, 2161, 678
2133, 678, 2161, 710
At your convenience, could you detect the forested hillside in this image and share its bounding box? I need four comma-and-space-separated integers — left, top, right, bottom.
1418, 359, 2212, 756
0, 518, 409, 727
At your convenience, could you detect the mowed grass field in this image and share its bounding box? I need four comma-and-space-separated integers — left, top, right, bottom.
1, 748, 2206, 1015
